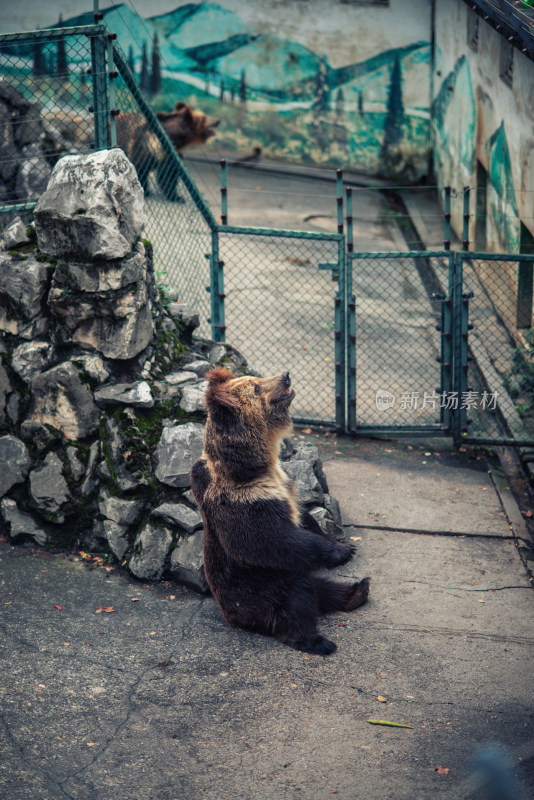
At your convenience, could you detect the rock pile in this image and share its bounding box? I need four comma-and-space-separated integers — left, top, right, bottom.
0, 148, 343, 593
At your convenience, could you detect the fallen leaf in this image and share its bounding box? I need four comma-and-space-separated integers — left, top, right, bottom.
350, 536, 362, 541
130, 597, 140, 602
4, 601, 13, 605
523, 510, 533, 518
434, 766, 450, 775
301, 428, 312, 434
367, 719, 414, 729
478, 599, 485, 603
64, 642, 70, 647
95, 606, 115, 613
335, 622, 347, 627
377, 696, 387, 703
54, 605, 63, 611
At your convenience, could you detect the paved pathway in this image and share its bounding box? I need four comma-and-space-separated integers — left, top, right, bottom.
1, 434, 533, 800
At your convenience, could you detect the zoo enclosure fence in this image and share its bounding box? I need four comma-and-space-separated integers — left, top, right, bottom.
0, 21, 532, 447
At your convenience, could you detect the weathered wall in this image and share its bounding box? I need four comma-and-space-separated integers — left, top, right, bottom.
50, 0, 432, 179
433, 0, 534, 253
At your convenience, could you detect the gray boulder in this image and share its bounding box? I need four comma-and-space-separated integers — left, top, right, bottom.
323, 493, 342, 526
81, 441, 100, 497
1, 498, 47, 546
0, 435, 31, 497
66, 447, 85, 482
308, 506, 343, 540
28, 361, 100, 440
98, 491, 145, 527
102, 520, 130, 561
292, 441, 329, 492
98, 417, 150, 493
34, 149, 147, 260
169, 530, 208, 594
168, 302, 200, 331
129, 523, 173, 581
0, 253, 51, 339
151, 502, 203, 533
0, 365, 12, 425
185, 360, 211, 377
11, 340, 53, 383
52, 242, 146, 293
48, 277, 154, 361
94, 381, 154, 409
29, 452, 70, 523
72, 355, 109, 385
154, 422, 205, 488
207, 345, 226, 364
2, 216, 30, 249
163, 370, 198, 386
281, 459, 324, 505
179, 381, 208, 413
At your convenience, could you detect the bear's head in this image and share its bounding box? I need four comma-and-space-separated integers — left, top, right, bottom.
157, 101, 220, 149
203, 368, 294, 481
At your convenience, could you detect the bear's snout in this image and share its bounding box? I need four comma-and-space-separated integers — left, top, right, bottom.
281, 371, 291, 386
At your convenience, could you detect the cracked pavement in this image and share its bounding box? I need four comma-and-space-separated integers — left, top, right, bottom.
1, 434, 534, 799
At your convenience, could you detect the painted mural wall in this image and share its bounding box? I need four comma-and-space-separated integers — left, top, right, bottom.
432, 0, 534, 254
39, 0, 432, 180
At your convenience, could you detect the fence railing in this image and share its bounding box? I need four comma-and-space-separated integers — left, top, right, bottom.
1, 23, 533, 445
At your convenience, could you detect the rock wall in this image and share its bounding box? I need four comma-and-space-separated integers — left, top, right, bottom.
0, 148, 343, 593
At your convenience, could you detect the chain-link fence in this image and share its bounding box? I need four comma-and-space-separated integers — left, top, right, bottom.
110, 43, 218, 339
2, 25, 533, 442
0, 26, 96, 212
457, 252, 534, 445
218, 227, 345, 425
348, 252, 448, 431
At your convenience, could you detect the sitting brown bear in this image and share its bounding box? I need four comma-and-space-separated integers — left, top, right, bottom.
116, 101, 219, 201
191, 368, 370, 656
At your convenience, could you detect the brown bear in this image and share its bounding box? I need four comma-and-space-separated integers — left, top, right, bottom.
116, 101, 219, 201
191, 368, 370, 656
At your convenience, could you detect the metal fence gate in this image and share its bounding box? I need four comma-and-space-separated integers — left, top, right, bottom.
1, 21, 533, 446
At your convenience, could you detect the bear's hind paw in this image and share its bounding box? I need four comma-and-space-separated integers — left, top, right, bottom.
283, 634, 337, 656
345, 577, 371, 611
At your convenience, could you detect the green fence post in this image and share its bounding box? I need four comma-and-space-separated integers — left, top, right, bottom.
90, 30, 110, 150
452, 253, 470, 442
335, 170, 346, 431
444, 186, 451, 250
439, 251, 454, 433
462, 186, 470, 251
106, 33, 118, 147
210, 230, 225, 343
220, 159, 228, 225
346, 187, 356, 434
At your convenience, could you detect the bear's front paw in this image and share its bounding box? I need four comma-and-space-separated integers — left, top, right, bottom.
324, 542, 355, 569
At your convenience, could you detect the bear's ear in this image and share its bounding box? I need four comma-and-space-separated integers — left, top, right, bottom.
205, 368, 239, 413
207, 367, 234, 386
174, 101, 192, 122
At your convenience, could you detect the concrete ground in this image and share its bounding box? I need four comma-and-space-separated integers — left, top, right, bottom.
1, 433, 533, 800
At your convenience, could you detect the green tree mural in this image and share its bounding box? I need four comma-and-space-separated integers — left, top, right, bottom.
150, 33, 161, 96
239, 68, 247, 104
381, 54, 404, 165
140, 41, 150, 93
32, 40, 45, 76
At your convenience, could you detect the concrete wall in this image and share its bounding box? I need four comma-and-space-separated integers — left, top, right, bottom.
55, 0, 432, 179
432, 0, 534, 253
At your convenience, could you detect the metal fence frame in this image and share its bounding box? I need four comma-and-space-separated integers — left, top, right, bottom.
1, 23, 533, 445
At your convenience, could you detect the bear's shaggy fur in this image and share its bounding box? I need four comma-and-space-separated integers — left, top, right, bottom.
191, 368, 370, 656
116, 101, 219, 201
